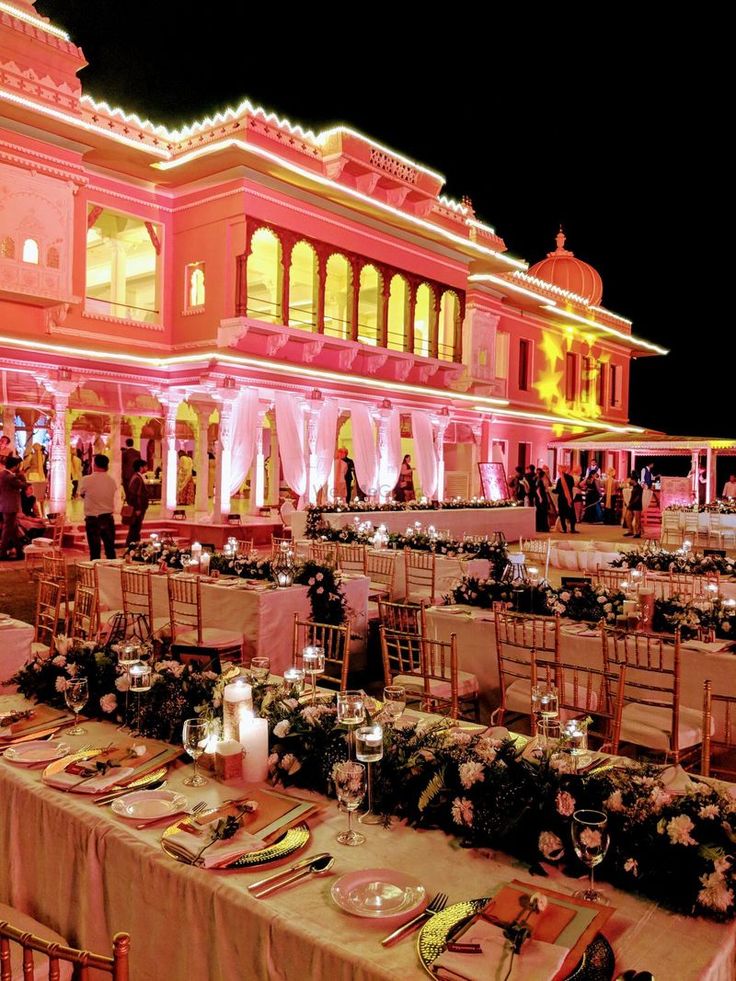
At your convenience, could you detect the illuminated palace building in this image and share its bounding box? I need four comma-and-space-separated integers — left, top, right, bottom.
0, 0, 667, 523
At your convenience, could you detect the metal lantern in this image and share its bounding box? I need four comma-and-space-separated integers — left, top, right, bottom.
272, 542, 296, 588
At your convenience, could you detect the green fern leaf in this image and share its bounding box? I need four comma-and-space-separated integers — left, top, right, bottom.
418, 766, 446, 812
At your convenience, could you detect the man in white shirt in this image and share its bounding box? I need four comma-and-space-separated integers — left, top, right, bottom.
723, 475, 736, 498
80, 453, 117, 560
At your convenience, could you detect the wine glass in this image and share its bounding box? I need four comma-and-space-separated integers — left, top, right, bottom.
250, 657, 271, 684
356, 724, 384, 825
302, 646, 325, 704
571, 810, 609, 902
337, 690, 365, 759
182, 718, 209, 787
382, 685, 407, 723
64, 677, 89, 735
333, 760, 367, 846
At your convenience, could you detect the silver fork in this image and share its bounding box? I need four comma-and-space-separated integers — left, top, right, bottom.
381, 891, 448, 947
135, 799, 208, 830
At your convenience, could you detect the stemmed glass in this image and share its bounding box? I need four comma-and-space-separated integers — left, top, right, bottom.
337, 690, 365, 759
64, 678, 89, 735
382, 685, 406, 723
356, 723, 384, 825
571, 810, 609, 902
128, 662, 152, 735
302, 646, 325, 704
182, 718, 209, 787
117, 642, 140, 730
333, 760, 367, 846
250, 657, 271, 685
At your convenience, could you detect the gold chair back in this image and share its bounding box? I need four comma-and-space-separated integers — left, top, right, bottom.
308, 542, 337, 567
493, 610, 560, 725
377, 599, 425, 634
404, 548, 436, 603
167, 574, 202, 645
593, 566, 638, 591
336, 543, 366, 574
0, 921, 129, 981
292, 614, 352, 689
121, 565, 155, 626
365, 550, 397, 598
70, 584, 97, 641
35, 578, 61, 648
701, 679, 736, 778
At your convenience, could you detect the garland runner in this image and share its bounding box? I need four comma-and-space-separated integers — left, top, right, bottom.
667, 502, 736, 515
304, 499, 517, 537
612, 546, 736, 578
256, 686, 736, 921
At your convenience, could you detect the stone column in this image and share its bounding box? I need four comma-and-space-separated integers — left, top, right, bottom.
266, 410, 279, 506
251, 407, 267, 512
47, 383, 76, 514
305, 396, 321, 505
108, 413, 123, 517
214, 388, 238, 522
435, 414, 450, 502
706, 447, 715, 504
160, 400, 180, 515
376, 408, 390, 504
193, 403, 213, 519
127, 417, 144, 450
470, 423, 482, 497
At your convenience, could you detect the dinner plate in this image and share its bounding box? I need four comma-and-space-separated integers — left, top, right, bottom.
331, 868, 427, 922
3, 740, 71, 765
161, 816, 310, 868
112, 789, 188, 822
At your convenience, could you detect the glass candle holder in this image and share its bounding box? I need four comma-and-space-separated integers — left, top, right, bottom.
356, 723, 384, 826
284, 667, 305, 694
302, 646, 325, 703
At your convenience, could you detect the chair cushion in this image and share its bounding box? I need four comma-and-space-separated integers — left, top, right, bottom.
29, 642, 50, 658
505, 678, 532, 715
176, 627, 243, 649
620, 702, 712, 753
0, 903, 73, 981
393, 671, 479, 700
25, 538, 53, 550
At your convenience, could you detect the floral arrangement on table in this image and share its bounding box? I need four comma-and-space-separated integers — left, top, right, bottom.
304, 499, 516, 537
651, 597, 736, 640
666, 501, 736, 515
612, 546, 736, 578
254, 687, 736, 921
447, 578, 627, 625
125, 537, 183, 568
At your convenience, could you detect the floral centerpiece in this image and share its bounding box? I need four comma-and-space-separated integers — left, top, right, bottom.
667, 501, 736, 515
447, 579, 626, 625
304, 499, 516, 537
612, 546, 736, 578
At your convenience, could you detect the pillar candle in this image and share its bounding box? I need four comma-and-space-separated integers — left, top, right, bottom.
215, 739, 244, 781
239, 716, 269, 783
222, 680, 253, 741
200, 552, 211, 575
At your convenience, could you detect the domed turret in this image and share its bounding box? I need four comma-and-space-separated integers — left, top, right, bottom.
528, 229, 603, 305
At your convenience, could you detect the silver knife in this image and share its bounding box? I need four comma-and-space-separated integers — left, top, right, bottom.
381, 909, 434, 947
248, 853, 330, 893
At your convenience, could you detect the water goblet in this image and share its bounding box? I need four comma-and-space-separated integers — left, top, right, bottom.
182, 718, 209, 787
64, 677, 89, 735
571, 809, 609, 902
302, 646, 325, 703
333, 760, 367, 846
337, 690, 366, 759
250, 656, 271, 685
356, 724, 384, 825
382, 685, 407, 723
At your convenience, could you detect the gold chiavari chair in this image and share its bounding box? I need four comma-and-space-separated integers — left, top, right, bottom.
365, 550, 398, 602
41, 551, 73, 628
308, 541, 338, 567
681, 511, 702, 547
404, 549, 437, 604
270, 535, 292, 559
0, 913, 129, 981
292, 614, 353, 690
167, 574, 243, 669
660, 510, 683, 548
32, 578, 61, 656
70, 584, 97, 642
519, 537, 551, 582
593, 566, 640, 591
121, 565, 170, 641
492, 610, 560, 727
236, 538, 255, 558
701, 680, 736, 778
669, 571, 718, 602
377, 599, 426, 634
602, 625, 704, 764
336, 543, 366, 575
532, 651, 627, 755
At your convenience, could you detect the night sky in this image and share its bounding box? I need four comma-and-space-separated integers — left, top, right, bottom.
32, 3, 728, 436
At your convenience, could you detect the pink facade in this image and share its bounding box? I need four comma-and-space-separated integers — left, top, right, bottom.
0, 0, 666, 516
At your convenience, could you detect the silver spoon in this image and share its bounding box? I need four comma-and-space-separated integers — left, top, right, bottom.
252, 854, 335, 898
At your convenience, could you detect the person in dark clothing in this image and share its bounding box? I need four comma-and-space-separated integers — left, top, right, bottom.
121, 438, 141, 503
0, 456, 27, 559
555, 465, 577, 533
509, 466, 528, 503
623, 472, 643, 538
583, 473, 603, 523
341, 448, 356, 502
125, 459, 149, 547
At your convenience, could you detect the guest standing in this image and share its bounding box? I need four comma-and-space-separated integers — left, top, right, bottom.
555, 465, 577, 533
0, 456, 27, 560
70, 449, 82, 500
342, 448, 356, 502
509, 466, 528, 504
640, 461, 659, 507
176, 451, 195, 505
603, 467, 618, 524
121, 438, 141, 503
333, 450, 348, 500
723, 475, 736, 498
394, 454, 416, 502
0, 435, 13, 466
80, 453, 117, 560
539, 466, 557, 524
623, 472, 643, 538
125, 459, 149, 547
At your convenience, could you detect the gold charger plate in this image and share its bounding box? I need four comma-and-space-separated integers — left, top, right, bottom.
42, 749, 168, 792
160, 817, 310, 869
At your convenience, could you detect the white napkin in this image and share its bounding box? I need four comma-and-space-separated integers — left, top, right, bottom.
165, 828, 265, 868
683, 640, 734, 653
433, 920, 568, 981
45, 766, 135, 793
659, 764, 696, 794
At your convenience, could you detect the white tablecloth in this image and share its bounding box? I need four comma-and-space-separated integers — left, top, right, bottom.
0, 619, 34, 684
0, 703, 733, 981
291, 506, 535, 543
426, 605, 736, 733
94, 564, 369, 675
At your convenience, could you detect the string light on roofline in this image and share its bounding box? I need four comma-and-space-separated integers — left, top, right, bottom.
0, 2, 69, 40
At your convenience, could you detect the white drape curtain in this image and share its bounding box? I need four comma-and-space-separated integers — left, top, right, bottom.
351, 403, 378, 497
228, 389, 259, 496
275, 391, 307, 501
378, 408, 402, 500
411, 410, 438, 499
312, 399, 338, 501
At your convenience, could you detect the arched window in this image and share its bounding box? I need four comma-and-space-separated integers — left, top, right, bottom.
357, 264, 380, 346
46, 246, 60, 269
414, 283, 432, 357
438, 290, 459, 361
0, 236, 15, 259
246, 227, 282, 324
186, 262, 205, 308
288, 240, 317, 331
22, 238, 39, 264
387, 274, 408, 352
324, 253, 350, 339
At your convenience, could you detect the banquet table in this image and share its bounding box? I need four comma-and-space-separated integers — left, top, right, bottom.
1, 699, 735, 981
0, 617, 34, 683
91, 562, 369, 675
426, 605, 736, 734
290, 505, 535, 543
